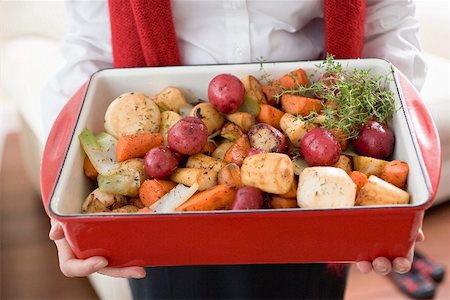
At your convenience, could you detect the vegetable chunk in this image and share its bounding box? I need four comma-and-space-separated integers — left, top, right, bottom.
297, 167, 356, 208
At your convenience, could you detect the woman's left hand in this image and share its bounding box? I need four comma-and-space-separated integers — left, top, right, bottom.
356, 229, 425, 275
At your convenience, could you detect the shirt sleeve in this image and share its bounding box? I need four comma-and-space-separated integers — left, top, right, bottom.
363, 0, 427, 91
40, 0, 113, 139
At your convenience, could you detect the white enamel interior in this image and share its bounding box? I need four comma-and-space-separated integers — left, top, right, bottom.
50, 59, 431, 216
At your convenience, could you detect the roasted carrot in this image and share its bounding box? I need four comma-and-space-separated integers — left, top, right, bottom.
201, 141, 217, 156
349, 171, 368, 195
256, 104, 285, 130
270, 196, 298, 209
278, 177, 298, 199
224, 135, 251, 166
381, 160, 409, 189
175, 184, 237, 211
83, 156, 98, 181
139, 179, 177, 207
261, 80, 282, 105
116, 133, 164, 162
280, 94, 323, 117
279, 68, 309, 89
217, 163, 242, 187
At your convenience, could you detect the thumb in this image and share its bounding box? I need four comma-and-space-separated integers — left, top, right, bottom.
49, 218, 65, 241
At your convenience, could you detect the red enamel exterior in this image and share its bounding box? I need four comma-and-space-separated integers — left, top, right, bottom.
40, 68, 441, 267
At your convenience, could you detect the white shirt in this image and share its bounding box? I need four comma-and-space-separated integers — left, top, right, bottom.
41, 0, 426, 139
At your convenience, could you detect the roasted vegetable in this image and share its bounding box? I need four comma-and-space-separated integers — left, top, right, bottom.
297, 167, 356, 208
241, 153, 294, 194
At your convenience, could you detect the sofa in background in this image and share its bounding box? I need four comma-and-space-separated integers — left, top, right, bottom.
0, 2, 448, 300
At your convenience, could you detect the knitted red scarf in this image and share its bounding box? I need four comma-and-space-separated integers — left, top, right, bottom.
108, 0, 365, 68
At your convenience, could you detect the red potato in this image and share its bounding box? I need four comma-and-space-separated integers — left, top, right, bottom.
208, 73, 245, 113
353, 120, 395, 159
300, 127, 341, 166
168, 116, 208, 155
231, 186, 264, 210
247, 123, 287, 153
144, 146, 179, 179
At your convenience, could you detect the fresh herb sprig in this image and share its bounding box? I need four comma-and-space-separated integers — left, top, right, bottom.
282, 54, 397, 139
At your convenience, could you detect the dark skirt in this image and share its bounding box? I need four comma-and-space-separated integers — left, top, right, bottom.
129, 263, 349, 299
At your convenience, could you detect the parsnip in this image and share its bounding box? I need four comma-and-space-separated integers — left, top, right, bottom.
297, 167, 356, 208
241, 75, 267, 104
170, 168, 218, 191
353, 156, 388, 177
279, 113, 315, 147
186, 153, 227, 173
355, 175, 410, 206
241, 153, 294, 194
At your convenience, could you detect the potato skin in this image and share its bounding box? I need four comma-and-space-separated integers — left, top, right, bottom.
190, 102, 225, 135
152, 87, 188, 113
241, 153, 294, 194
231, 186, 264, 210
208, 73, 245, 114
104, 92, 161, 138
168, 116, 208, 155
300, 128, 341, 166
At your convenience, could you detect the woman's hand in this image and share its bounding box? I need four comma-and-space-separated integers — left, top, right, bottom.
356, 229, 425, 275
49, 218, 146, 278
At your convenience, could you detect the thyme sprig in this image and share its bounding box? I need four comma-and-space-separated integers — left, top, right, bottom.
283, 55, 397, 139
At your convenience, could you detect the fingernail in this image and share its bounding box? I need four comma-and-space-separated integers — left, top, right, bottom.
131, 271, 146, 279
94, 259, 108, 269
49, 225, 57, 239
374, 262, 388, 275
394, 261, 410, 274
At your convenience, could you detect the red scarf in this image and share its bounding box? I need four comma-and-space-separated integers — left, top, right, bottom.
108, 0, 365, 68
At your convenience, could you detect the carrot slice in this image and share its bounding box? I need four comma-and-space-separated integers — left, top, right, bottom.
278, 177, 298, 199
116, 133, 164, 162
139, 179, 177, 207
280, 94, 323, 116
270, 196, 298, 209
83, 156, 98, 181
380, 160, 409, 189
279, 68, 309, 89
261, 80, 282, 105
175, 184, 237, 211
256, 104, 285, 130
349, 171, 368, 195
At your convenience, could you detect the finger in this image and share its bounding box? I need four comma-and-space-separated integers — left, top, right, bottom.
372, 257, 392, 275
55, 237, 108, 277
416, 229, 425, 242
355, 261, 373, 274
392, 240, 415, 273
98, 266, 146, 279
393, 256, 412, 273
49, 219, 65, 241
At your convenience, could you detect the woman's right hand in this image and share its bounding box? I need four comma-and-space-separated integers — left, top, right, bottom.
49, 218, 146, 278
